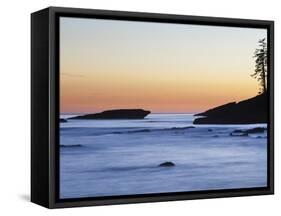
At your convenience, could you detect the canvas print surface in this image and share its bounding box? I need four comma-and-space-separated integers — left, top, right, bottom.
59, 17, 268, 199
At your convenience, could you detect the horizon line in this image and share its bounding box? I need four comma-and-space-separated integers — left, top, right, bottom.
60, 112, 198, 115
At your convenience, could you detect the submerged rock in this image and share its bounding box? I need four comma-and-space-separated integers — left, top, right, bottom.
60, 118, 67, 123
244, 127, 266, 134
70, 109, 151, 120
230, 127, 266, 137
158, 161, 175, 167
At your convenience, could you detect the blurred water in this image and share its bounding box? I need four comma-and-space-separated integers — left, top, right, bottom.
60, 114, 267, 199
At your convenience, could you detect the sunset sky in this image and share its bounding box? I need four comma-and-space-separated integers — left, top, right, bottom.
60, 17, 267, 114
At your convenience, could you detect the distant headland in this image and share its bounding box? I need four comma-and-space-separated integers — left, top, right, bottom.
70, 109, 151, 120
193, 93, 267, 124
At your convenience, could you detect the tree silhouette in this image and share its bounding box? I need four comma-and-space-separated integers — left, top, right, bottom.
251, 38, 267, 94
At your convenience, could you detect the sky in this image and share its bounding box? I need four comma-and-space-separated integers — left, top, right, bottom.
60, 17, 267, 113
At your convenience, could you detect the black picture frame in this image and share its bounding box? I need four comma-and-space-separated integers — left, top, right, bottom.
31, 6, 274, 208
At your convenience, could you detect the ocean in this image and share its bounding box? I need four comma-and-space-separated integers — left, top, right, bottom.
60, 113, 267, 199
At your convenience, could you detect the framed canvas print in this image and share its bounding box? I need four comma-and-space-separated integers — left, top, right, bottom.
31, 7, 274, 208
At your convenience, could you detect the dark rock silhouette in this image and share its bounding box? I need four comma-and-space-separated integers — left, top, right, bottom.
70, 109, 151, 120
158, 161, 175, 167
193, 93, 267, 124
243, 127, 266, 133
229, 127, 266, 137
60, 118, 67, 123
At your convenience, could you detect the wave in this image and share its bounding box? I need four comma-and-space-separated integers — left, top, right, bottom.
112, 126, 195, 134
60, 144, 83, 148
61, 126, 195, 136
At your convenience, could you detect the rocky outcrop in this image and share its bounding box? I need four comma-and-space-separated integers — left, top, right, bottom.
230, 127, 266, 136
193, 93, 267, 124
70, 109, 151, 120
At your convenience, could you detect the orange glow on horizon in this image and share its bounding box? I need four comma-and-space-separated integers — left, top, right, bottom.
59, 17, 266, 114
60, 69, 258, 113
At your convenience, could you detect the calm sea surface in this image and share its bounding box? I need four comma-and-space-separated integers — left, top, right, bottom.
60, 114, 267, 199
